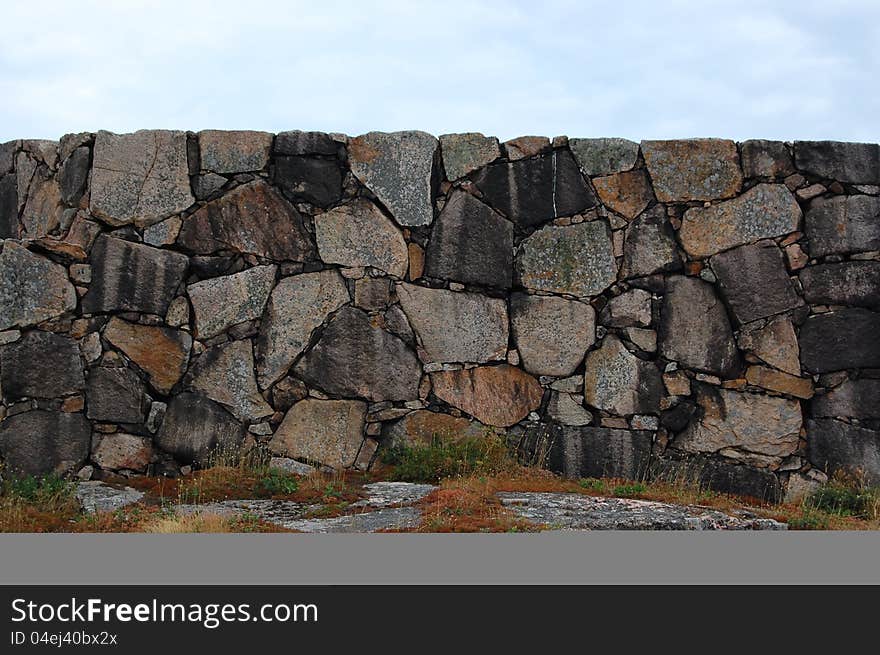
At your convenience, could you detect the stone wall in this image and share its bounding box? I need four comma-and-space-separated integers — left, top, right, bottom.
0, 130, 878, 502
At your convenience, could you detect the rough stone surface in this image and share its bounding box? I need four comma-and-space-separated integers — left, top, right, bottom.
741, 140, 794, 178
1, 330, 84, 400
658, 276, 740, 377
439, 133, 501, 180
90, 433, 154, 472
268, 457, 316, 476
295, 307, 421, 401
794, 141, 880, 184
592, 169, 654, 220
397, 283, 508, 364
198, 130, 272, 173
0, 242, 76, 330
799, 309, 880, 373
355, 481, 437, 508
583, 336, 663, 415
710, 241, 802, 324
431, 364, 543, 427
744, 366, 813, 399
601, 289, 653, 327
273, 156, 343, 207
177, 181, 315, 261
548, 424, 652, 479
314, 199, 408, 277
620, 205, 682, 278
737, 317, 800, 376
812, 378, 880, 420
0, 410, 90, 477
75, 481, 145, 514
516, 220, 617, 298
285, 507, 422, 533
90, 130, 194, 226
270, 398, 366, 469
807, 418, 880, 484
569, 138, 639, 176
547, 392, 593, 426
274, 131, 337, 156
641, 139, 742, 202
472, 149, 595, 228
82, 235, 188, 315
103, 318, 191, 393
679, 184, 801, 258
799, 261, 880, 310
383, 410, 490, 448
188, 264, 277, 339
255, 270, 350, 389
803, 195, 880, 257
85, 367, 148, 423
348, 131, 438, 227
510, 293, 595, 376
187, 340, 274, 421
155, 392, 244, 465
425, 190, 513, 288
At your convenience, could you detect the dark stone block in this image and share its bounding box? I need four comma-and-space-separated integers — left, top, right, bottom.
660, 400, 697, 433
424, 190, 513, 288
0, 174, 18, 239
800, 261, 880, 310
740, 140, 794, 179
710, 241, 802, 324
472, 149, 595, 229
808, 418, 880, 485
0, 331, 84, 400
82, 235, 189, 315
620, 205, 682, 279
548, 425, 653, 480
650, 458, 782, 503
804, 195, 880, 257
274, 131, 337, 156
273, 156, 343, 208
154, 392, 244, 465
799, 309, 880, 373
86, 367, 148, 424
0, 409, 91, 477
812, 378, 880, 420
57, 146, 90, 206
794, 141, 880, 184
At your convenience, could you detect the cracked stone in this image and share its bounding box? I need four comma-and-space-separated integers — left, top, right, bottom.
270, 398, 366, 469
430, 364, 543, 427
641, 138, 742, 202
103, 318, 192, 394
188, 264, 277, 339
583, 335, 663, 415
0, 242, 77, 330
510, 293, 595, 376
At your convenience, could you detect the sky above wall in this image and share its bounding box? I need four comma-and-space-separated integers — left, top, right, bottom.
1, 0, 878, 143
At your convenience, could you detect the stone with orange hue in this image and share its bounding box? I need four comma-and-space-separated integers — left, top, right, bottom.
103, 317, 192, 394
737, 316, 800, 376
384, 409, 492, 448
641, 139, 742, 202
197, 130, 272, 173
270, 398, 367, 469
408, 243, 425, 280
91, 433, 154, 472
430, 364, 543, 427
745, 365, 813, 399
592, 169, 654, 220
503, 136, 550, 160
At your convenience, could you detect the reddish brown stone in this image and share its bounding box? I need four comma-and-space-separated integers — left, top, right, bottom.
592, 169, 654, 220
430, 364, 543, 427
103, 317, 192, 394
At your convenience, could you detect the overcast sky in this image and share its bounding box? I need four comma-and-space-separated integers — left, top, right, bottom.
1, 0, 877, 143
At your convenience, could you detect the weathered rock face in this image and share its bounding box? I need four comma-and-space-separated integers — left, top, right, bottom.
569, 138, 639, 177
641, 139, 742, 202
679, 184, 801, 258
155, 392, 244, 465
803, 195, 880, 257
91, 433, 154, 472
510, 293, 595, 376
102, 318, 192, 394
800, 261, 880, 310
799, 309, 880, 373
348, 131, 438, 227
255, 270, 350, 389
547, 392, 594, 426
90, 130, 194, 226
620, 205, 682, 278
600, 289, 652, 327
431, 364, 543, 427
273, 156, 343, 208
794, 141, 880, 184
812, 378, 880, 420
0, 410, 91, 477
583, 336, 663, 415
425, 190, 513, 289
807, 418, 880, 485
383, 410, 490, 448
658, 276, 740, 377
472, 149, 596, 228
0, 242, 77, 330
294, 307, 421, 401
439, 133, 501, 181
396, 283, 508, 364
737, 316, 800, 376
85, 366, 148, 424
197, 130, 272, 173
745, 365, 813, 399
82, 235, 189, 315
740, 140, 794, 178
710, 241, 802, 324
270, 398, 366, 468
516, 220, 617, 298
548, 424, 653, 480
187, 264, 277, 339
186, 340, 274, 421
0, 331, 84, 400
177, 181, 315, 261
314, 199, 408, 277
592, 169, 654, 220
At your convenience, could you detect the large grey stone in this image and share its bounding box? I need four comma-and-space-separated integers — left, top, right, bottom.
0, 410, 90, 477
710, 241, 802, 324
794, 141, 880, 184
800, 261, 880, 309
548, 424, 652, 480
177, 181, 316, 261
197, 130, 272, 173
90, 433, 154, 472
155, 392, 245, 465
295, 306, 421, 401
76, 481, 145, 513
641, 138, 742, 202
812, 378, 880, 420
799, 309, 880, 373
0, 242, 76, 330
255, 270, 350, 389
187, 264, 277, 339
547, 392, 594, 427
736, 316, 801, 376
807, 418, 880, 484
658, 276, 740, 377
600, 289, 653, 327
803, 195, 880, 257
20, 164, 64, 239
82, 235, 189, 316
314, 199, 408, 277
396, 283, 508, 364
424, 190, 513, 289
510, 293, 595, 376
274, 131, 337, 156
273, 156, 343, 208
270, 398, 366, 469
679, 184, 801, 258
583, 336, 663, 415
348, 131, 438, 227
620, 205, 683, 278
90, 130, 194, 226
515, 220, 617, 298
186, 340, 274, 421
0, 331, 84, 400
569, 138, 639, 176
85, 367, 148, 424
472, 149, 595, 229
103, 318, 192, 394
740, 140, 794, 178
439, 133, 501, 180
58, 145, 91, 206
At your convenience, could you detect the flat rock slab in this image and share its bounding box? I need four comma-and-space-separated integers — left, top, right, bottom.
498, 492, 786, 530
285, 507, 423, 533
76, 481, 145, 514
352, 481, 437, 508
174, 500, 311, 524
